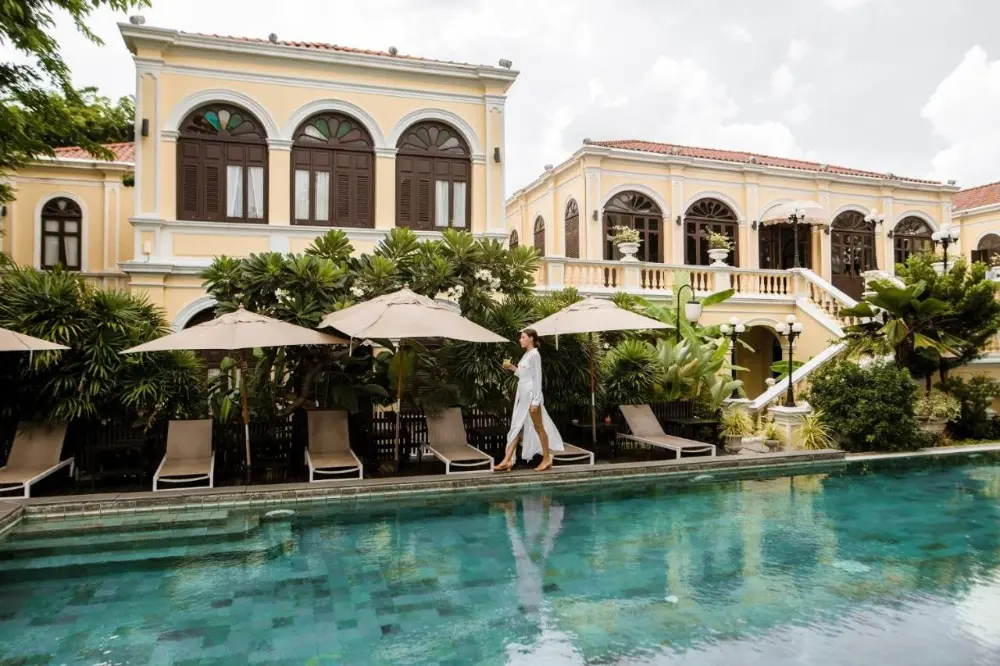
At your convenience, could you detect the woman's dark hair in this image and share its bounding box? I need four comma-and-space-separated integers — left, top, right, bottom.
522, 328, 540, 348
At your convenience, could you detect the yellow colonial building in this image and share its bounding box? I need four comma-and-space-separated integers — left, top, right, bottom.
4, 18, 1000, 402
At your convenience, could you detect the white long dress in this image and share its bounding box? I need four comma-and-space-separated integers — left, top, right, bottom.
506, 348, 565, 461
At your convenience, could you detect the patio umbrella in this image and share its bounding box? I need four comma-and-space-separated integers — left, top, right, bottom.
760, 200, 827, 268
318, 288, 505, 468
0, 327, 69, 353
527, 297, 669, 446
122, 307, 349, 477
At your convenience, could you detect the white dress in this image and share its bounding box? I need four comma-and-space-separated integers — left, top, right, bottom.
506, 348, 565, 460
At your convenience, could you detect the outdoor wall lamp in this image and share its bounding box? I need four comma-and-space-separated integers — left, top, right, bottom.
592, 210, 599, 222
719, 316, 746, 399
676, 215, 682, 226
751, 220, 758, 231
864, 209, 885, 227
493, 147, 501, 163
775, 314, 804, 407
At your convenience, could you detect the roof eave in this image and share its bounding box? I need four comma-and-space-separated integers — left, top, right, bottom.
119, 23, 519, 87
34, 155, 134, 171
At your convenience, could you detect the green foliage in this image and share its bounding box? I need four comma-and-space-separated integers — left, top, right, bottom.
719, 406, 754, 437
806, 359, 921, 452
599, 339, 662, 408
1, 1, 149, 202
0, 262, 205, 424
770, 358, 804, 381
652, 332, 742, 412
797, 410, 835, 450
914, 390, 962, 423
938, 374, 1000, 440
758, 417, 784, 444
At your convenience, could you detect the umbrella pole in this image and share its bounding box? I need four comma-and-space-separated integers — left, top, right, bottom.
240, 353, 252, 484
394, 341, 404, 474
589, 332, 597, 447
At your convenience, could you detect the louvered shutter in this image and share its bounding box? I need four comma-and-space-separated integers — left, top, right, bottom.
178, 140, 201, 220
396, 157, 414, 228
972, 250, 985, 264
415, 159, 432, 231
355, 153, 372, 228
565, 209, 580, 259
203, 142, 225, 221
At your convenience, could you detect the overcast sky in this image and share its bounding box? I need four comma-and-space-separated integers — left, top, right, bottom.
15, 0, 1000, 195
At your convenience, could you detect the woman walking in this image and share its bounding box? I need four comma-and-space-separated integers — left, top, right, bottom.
496, 329, 564, 472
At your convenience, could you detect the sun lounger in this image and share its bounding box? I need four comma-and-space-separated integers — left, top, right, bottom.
618, 405, 716, 458
0, 422, 73, 498
425, 409, 494, 474
153, 419, 214, 491
305, 410, 363, 481
552, 442, 594, 466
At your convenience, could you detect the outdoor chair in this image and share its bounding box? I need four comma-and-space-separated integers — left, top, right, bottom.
618, 404, 716, 458
153, 419, 214, 491
0, 422, 74, 498
552, 442, 595, 466
425, 408, 494, 474
305, 409, 363, 481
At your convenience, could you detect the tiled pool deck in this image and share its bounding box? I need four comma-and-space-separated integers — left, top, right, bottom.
0, 450, 846, 535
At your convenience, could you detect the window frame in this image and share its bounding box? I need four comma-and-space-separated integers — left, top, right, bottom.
602, 192, 663, 263
395, 121, 472, 230
683, 198, 739, 267
39, 197, 83, 271
534, 216, 546, 255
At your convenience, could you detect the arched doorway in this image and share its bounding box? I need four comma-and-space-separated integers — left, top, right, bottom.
736, 325, 783, 399
972, 233, 1000, 265
565, 199, 580, 259
892, 216, 933, 266
602, 191, 662, 262
831, 210, 876, 300
684, 198, 738, 266
759, 224, 812, 269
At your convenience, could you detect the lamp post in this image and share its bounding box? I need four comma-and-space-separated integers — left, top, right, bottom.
931, 224, 961, 272
787, 207, 808, 268
674, 283, 701, 341
719, 316, 746, 398
775, 314, 804, 407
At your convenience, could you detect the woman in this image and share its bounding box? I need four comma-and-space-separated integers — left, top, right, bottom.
497, 329, 564, 472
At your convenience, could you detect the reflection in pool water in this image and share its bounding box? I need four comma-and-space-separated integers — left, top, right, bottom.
1, 457, 1000, 664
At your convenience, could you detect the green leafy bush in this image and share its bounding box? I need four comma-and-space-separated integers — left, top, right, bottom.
806, 359, 921, 452
938, 374, 1000, 440
599, 339, 662, 408
913, 390, 962, 423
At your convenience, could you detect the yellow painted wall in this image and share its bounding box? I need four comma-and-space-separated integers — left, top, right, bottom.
955, 206, 1000, 261
2, 163, 134, 274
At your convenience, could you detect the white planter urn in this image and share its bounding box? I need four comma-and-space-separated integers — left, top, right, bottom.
708, 248, 730, 266
617, 242, 640, 263
724, 435, 744, 453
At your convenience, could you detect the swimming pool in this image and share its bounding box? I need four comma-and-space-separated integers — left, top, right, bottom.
1, 455, 999, 665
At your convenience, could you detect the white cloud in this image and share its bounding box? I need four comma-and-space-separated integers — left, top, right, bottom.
788, 39, 807, 62
722, 24, 752, 44
770, 64, 795, 96
824, 0, 870, 9
922, 46, 1000, 186
784, 101, 813, 123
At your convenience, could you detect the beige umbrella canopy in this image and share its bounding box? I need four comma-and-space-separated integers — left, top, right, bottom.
527, 297, 669, 446
319, 288, 505, 342
319, 288, 505, 469
0, 327, 69, 353
122, 307, 349, 478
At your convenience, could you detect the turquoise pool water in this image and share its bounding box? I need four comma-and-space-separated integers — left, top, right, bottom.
2, 456, 1000, 665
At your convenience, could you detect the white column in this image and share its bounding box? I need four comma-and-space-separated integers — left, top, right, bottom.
671, 176, 685, 263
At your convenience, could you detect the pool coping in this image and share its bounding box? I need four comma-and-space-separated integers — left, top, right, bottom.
846, 441, 1000, 461
0, 449, 846, 533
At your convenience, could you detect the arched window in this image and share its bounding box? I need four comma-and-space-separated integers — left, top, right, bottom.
534, 216, 545, 255
565, 199, 580, 259
509, 229, 519, 249
603, 192, 662, 262
973, 233, 1000, 264
40, 197, 82, 271
177, 104, 268, 223
831, 210, 876, 299
291, 112, 374, 227
396, 121, 470, 230
893, 216, 933, 266
684, 198, 738, 266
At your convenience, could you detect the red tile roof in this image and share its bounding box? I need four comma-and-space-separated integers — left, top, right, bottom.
189, 32, 484, 69
953, 181, 1000, 211
51, 142, 134, 163
588, 139, 941, 185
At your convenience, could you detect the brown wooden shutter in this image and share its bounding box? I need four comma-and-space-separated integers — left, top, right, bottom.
565, 210, 580, 259
972, 250, 984, 264
203, 142, 225, 221
178, 140, 201, 220
355, 153, 372, 227
396, 156, 414, 228
415, 158, 432, 231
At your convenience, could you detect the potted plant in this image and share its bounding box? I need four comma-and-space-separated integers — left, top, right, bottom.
707, 232, 732, 266
759, 417, 784, 451
719, 405, 754, 453
914, 390, 961, 438
610, 226, 642, 262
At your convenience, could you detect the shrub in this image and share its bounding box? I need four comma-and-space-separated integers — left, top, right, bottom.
798, 410, 836, 450
938, 374, 1000, 440
599, 339, 661, 409
719, 406, 754, 438
914, 390, 962, 423
806, 359, 921, 452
